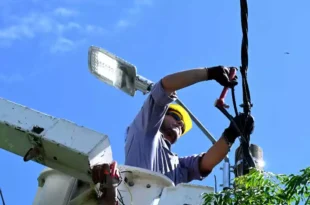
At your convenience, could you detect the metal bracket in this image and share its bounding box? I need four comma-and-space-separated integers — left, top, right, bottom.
24, 129, 44, 163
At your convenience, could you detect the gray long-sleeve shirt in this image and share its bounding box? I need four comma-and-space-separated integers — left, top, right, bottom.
124, 80, 206, 185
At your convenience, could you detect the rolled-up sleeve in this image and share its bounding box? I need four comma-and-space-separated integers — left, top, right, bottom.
132, 80, 177, 135
150, 80, 177, 106
125, 80, 178, 170
179, 153, 210, 183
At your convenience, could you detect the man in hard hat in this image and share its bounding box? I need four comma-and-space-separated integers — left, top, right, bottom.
124, 66, 254, 185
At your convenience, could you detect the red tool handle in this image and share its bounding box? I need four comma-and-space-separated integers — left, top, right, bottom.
110, 161, 119, 178
215, 67, 237, 108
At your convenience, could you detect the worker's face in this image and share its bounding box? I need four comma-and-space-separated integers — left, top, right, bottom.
161, 111, 184, 144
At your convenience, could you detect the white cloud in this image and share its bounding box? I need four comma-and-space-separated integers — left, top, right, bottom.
134, 0, 153, 6
0, 13, 67, 41
127, 7, 140, 15
0, 25, 34, 40
116, 20, 131, 29
85, 25, 106, 35
0, 73, 24, 84
0, 12, 55, 40
50, 37, 75, 53
50, 37, 88, 53
57, 22, 81, 34
0, 8, 106, 52
54, 7, 78, 17
0, 70, 42, 84
115, 0, 153, 30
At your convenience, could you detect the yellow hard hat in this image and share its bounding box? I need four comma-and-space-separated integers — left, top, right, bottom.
168, 104, 192, 136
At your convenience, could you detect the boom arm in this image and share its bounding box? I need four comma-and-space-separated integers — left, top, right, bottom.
0, 97, 113, 183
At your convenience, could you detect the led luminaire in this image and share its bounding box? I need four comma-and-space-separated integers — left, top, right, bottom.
88, 46, 137, 96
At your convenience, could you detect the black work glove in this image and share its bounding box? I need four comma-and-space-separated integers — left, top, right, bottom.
207, 66, 238, 87
223, 113, 255, 144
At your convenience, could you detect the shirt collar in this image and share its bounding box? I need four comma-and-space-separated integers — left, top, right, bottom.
160, 132, 172, 150
164, 138, 172, 150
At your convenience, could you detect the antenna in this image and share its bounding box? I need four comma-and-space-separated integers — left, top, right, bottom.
214, 175, 217, 193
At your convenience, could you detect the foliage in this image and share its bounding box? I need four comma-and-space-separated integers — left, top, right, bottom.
202, 166, 310, 205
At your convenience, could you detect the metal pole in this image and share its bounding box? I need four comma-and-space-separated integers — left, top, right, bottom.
222, 161, 231, 190
214, 175, 218, 193
175, 99, 216, 144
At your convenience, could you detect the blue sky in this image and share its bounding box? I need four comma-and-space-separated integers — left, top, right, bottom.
0, 0, 309, 204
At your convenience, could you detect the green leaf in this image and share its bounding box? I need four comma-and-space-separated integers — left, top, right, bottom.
202, 166, 310, 205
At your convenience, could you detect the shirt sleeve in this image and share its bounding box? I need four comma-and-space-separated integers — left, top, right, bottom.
179, 153, 211, 182
124, 80, 176, 169
131, 79, 177, 136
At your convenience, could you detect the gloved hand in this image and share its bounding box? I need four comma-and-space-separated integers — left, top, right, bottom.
223, 113, 255, 144
207, 66, 238, 87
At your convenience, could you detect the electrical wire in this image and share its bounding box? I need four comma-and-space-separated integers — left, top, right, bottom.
117, 189, 125, 205
0, 188, 5, 205
118, 171, 134, 205
123, 182, 133, 205
238, 0, 256, 172
115, 170, 137, 205
217, 0, 255, 173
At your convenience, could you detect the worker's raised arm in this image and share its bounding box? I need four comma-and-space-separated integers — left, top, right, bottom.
178, 114, 254, 184
162, 66, 238, 93
199, 113, 255, 176
161, 68, 208, 93
128, 66, 237, 137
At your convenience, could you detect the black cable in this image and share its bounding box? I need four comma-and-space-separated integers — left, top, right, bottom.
116, 170, 134, 205
117, 189, 125, 205
120, 171, 133, 174
240, 0, 252, 115
231, 87, 239, 117
217, 0, 256, 173
0, 188, 5, 205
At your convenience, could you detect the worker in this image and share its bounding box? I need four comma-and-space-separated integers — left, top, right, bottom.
124, 66, 254, 185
